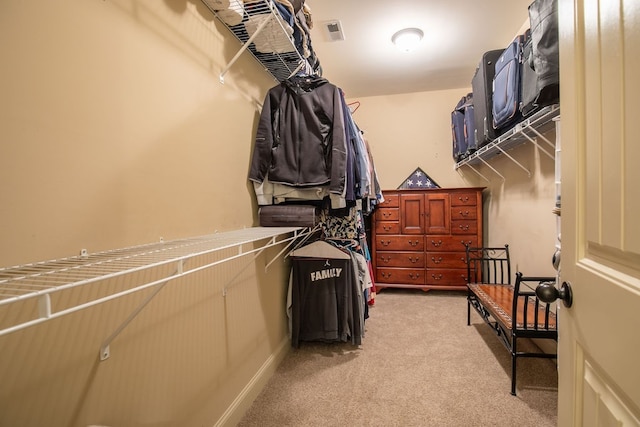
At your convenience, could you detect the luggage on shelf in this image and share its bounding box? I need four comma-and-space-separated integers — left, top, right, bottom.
259, 204, 319, 227
492, 34, 525, 132
451, 93, 473, 161
471, 49, 504, 148
520, 29, 540, 116
522, 0, 560, 115
463, 100, 476, 155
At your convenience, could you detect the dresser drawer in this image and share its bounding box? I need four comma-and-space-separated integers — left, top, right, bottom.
426, 252, 467, 269
451, 207, 477, 220
375, 208, 399, 221
376, 251, 425, 268
375, 221, 400, 235
379, 193, 399, 208
450, 192, 478, 207
376, 235, 424, 251
376, 268, 426, 285
425, 235, 478, 251
451, 220, 478, 235
426, 268, 468, 286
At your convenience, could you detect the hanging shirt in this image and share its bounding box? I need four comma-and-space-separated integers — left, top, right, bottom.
289, 257, 360, 348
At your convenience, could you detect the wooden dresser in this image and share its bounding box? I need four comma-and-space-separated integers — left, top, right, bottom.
371, 187, 484, 291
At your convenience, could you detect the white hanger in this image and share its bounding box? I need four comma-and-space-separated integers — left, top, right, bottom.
289, 240, 351, 259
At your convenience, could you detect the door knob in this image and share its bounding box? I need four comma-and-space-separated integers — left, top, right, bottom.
536, 281, 573, 308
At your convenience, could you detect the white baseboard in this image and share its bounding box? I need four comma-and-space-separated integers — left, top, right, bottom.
214, 338, 290, 427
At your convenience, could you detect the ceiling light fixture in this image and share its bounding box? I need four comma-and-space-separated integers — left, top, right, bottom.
391, 27, 424, 52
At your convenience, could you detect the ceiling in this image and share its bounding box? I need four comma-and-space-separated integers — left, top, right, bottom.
306, 0, 533, 98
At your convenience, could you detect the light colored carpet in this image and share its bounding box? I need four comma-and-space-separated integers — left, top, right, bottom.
238, 289, 558, 426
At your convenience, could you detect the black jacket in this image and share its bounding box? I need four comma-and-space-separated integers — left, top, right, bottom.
249, 75, 347, 201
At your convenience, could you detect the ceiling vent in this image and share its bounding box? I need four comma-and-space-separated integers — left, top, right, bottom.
324, 20, 345, 41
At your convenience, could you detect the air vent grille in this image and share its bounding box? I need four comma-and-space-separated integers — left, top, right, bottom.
325, 20, 345, 41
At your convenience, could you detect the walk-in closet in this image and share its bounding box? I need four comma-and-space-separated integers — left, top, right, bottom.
2, 1, 639, 426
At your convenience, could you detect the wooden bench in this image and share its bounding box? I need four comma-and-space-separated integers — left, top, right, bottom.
465, 245, 558, 395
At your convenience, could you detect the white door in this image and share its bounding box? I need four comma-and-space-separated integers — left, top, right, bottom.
558, 0, 640, 425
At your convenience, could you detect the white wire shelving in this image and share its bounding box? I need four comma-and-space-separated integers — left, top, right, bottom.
0, 227, 310, 340
201, 0, 311, 83
455, 104, 560, 181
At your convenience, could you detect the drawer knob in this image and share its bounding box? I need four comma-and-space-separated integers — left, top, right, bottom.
381, 272, 391, 279
383, 226, 391, 231
409, 273, 420, 279
458, 196, 469, 202
381, 256, 391, 263
459, 210, 469, 216
409, 240, 419, 246
458, 224, 470, 231
408, 256, 419, 263
431, 274, 443, 280
380, 240, 391, 246
431, 256, 442, 264
431, 239, 443, 247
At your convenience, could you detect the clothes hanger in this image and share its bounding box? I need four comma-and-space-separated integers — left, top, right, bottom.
289, 240, 351, 259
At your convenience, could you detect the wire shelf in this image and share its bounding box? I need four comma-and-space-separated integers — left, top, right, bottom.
0, 226, 306, 336
456, 104, 560, 168
202, 0, 312, 83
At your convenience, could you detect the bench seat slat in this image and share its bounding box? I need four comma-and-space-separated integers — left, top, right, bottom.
468, 283, 557, 330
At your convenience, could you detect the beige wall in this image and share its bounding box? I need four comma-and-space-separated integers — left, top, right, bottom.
1, 1, 290, 426
0, 1, 558, 426
1, 0, 273, 267
352, 90, 557, 277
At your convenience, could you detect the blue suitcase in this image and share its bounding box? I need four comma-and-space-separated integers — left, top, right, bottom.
471, 49, 504, 147
463, 101, 476, 156
451, 93, 472, 161
492, 35, 524, 131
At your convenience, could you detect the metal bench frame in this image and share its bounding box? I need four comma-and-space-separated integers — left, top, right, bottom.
465, 245, 558, 395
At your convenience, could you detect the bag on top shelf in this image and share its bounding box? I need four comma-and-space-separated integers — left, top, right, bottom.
471, 49, 504, 148
492, 33, 525, 132
451, 93, 474, 161
520, 0, 560, 116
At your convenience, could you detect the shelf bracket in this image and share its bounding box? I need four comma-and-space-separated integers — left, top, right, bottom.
521, 131, 554, 160
528, 124, 555, 149
462, 163, 491, 182
100, 272, 178, 361
265, 225, 317, 270
494, 145, 531, 177
478, 157, 506, 180
38, 294, 52, 319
